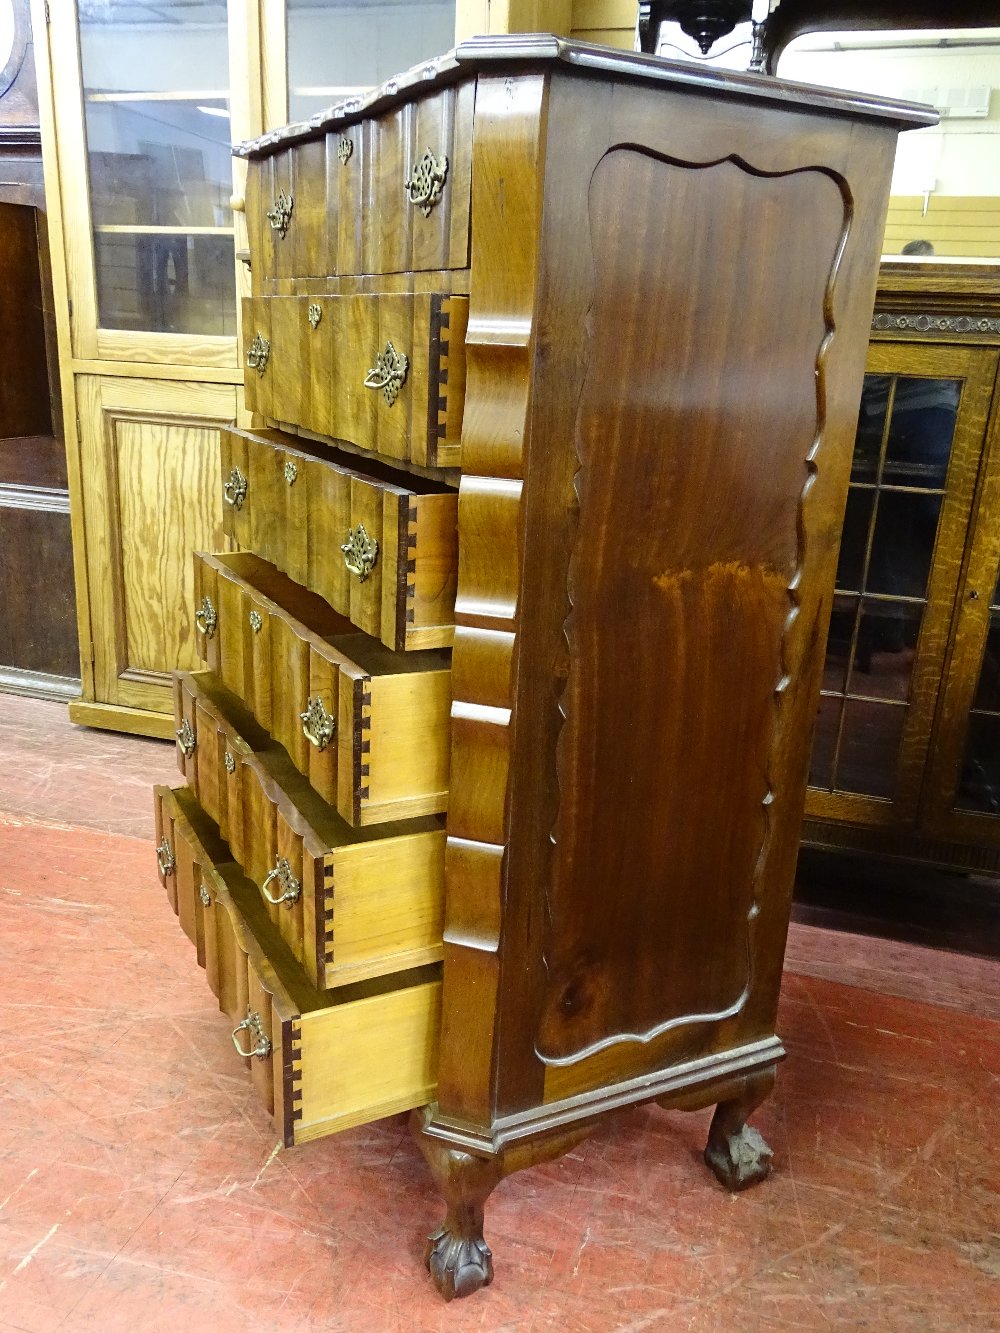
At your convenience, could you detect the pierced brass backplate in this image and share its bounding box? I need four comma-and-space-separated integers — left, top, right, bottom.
300, 695, 336, 751
198, 883, 212, 908
249, 609, 263, 633
156, 837, 175, 877
266, 189, 293, 237
284, 459, 298, 485
194, 595, 217, 638
246, 331, 270, 374
175, 718, 196, 758
341, 522, 379, 582
338, 136, 353, 165
232, 1010, 271, 1060
224, 750, 236, 775
261, 856, 301, 907
404, 148, 449, 216
307, 303, 322, 329
364, 340, 408, 406
223, 466, 247, 509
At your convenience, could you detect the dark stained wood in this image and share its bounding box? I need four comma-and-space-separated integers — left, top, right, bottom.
0, 203, 51, 438
0, 496, 78, 678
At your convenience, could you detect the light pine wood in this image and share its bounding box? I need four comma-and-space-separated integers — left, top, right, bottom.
76, 375, 234, 717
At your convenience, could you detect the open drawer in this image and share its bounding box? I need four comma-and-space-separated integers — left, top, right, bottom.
154, 784, 441, 1147
193, 550, 451, 826
173, 670, 445, 990
220, 426, 457, 652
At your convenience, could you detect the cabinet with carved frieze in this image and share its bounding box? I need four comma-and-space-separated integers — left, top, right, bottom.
153, 36, 929, 1301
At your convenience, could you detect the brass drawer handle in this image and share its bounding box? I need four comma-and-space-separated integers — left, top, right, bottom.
341, 522, 379, 582
337, 136, 353, 165
284, 459, 298, 485
307, 304, 322, 329
405, 148, 448, 216
224, 466, 247, 509
364, 340, 408, 406
194, 595, 217, 638
232, 1010, 271, 1060
249, 608, 263, 633
246, 332, 270, 374
266, 189, 293, 237
261, 855, 301, 906
224, 750, 236, 774
176, 718, 196, 758
199, 883, 212, 908
301, 696, 336, 751
156, 837, 175, 877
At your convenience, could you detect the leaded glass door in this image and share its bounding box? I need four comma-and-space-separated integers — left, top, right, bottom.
806, 341, 999, 829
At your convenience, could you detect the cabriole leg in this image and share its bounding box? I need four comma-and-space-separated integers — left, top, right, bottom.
703, 1068, 776, 1192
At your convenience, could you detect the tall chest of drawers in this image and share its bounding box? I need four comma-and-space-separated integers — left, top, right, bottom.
152, 36, 931, 1300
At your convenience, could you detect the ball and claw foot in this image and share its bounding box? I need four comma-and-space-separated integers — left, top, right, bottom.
425, 1227, 494, 1301
704, 1122, 773, 1192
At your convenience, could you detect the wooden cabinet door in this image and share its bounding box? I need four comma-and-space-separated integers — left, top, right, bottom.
72, 374, 236, 730
805, 341, 1000, 829
921, 363, 1000, 847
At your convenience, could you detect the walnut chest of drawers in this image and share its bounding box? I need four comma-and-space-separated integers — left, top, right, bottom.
153, 34, 932, 1300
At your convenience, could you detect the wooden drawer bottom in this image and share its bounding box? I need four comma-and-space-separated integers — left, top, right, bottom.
154, 783, 441, 1146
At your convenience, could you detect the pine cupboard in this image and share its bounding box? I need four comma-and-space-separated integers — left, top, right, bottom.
154, 36, 930, 1300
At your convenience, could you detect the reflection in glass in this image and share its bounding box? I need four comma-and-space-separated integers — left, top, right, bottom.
286, 0, 456, 122
849, 600, 921, 701
866, 489, 942, 599
835, 488, 876, 591
884, 377, 960, 489
852, 374, 891, 484
822, 593, 858, 696
972, 611, 1000, 714
78, 0, 233, 336
956, 714, 1000, 815
809, 692, 839, 790
837, 699, 906, 800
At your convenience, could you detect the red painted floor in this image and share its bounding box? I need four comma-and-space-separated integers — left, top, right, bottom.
1, 693, 999, 1330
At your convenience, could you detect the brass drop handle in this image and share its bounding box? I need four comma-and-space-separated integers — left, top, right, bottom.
194, 595, 217, 638
364, 341, 408, 406
224, 466, 247, 509
261, 855, 301, 907
232, 1010, 271, 1060
266, 189, 293, 237
301, 696, 336, 751
341, 522, 379, 582
198, 884, 212, 908
156, 837, 175, 877
404, 147, 449, 216
176, 718, 196, 758
246, 332, 270, 374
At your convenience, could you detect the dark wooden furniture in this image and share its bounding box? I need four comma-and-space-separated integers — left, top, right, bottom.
155, 36, 930, 1299
804, 263, 1000, 875
0, 0, 79, 698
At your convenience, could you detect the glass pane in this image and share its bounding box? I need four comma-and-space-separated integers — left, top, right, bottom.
286, 1, 457, 122
972, 610, 1000, 713
95, 232, 236, 336
866, 490, 943, 599
835, 487, 876, 591
809, 692, 841, 790
853, 374, 891, 484
835, 699, 906, 800
955, 714, 1000, 815
821, 594, 858, 696
883, 377, 959, 490
849, 600, 921, 702
79, 1, 233, 336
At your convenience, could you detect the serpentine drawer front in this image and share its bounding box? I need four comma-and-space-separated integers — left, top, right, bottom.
242, 291, 468, 469
194, 551, 452, 826
245, 82, 473, 283
172, 671, 445, 991
220, 426, 457, 652
154, 785, 442, 1148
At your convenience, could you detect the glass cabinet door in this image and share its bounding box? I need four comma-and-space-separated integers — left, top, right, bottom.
806, 342, 999, 828
923, 372, 1000, 845
77, 0, 235, 339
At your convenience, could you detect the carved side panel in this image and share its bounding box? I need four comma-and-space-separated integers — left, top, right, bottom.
536, 148, 849, 1066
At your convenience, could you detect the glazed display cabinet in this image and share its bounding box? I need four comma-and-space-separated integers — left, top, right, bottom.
803, 264, 1000, 872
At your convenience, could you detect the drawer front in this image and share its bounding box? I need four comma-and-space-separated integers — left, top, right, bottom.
220, 428, 457, 651
248, 83, 473, 284
194, 551, 451, 825
243, 291, 467, 469
173, 671, 446, 990
154, 785, 441, 1147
